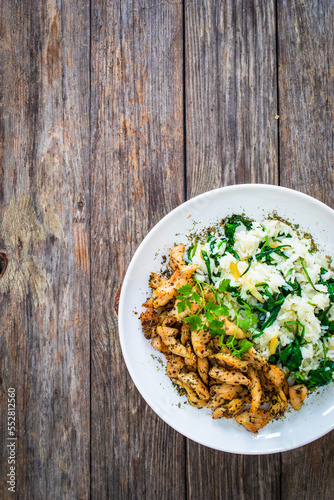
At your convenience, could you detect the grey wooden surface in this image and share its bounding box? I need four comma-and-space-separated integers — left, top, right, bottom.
0, 1, 333, 499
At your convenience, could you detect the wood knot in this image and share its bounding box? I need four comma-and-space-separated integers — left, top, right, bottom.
0, 253, 8, 279
78, 200, 84, 211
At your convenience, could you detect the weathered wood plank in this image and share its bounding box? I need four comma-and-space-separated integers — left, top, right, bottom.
278, 0, 334, 205
185, 1, 280, 499
185, 0, 279, 199
90, 1, 185, 498
0, 0, 90, 498
186, 447, 281, 500
278, 2, 334, 498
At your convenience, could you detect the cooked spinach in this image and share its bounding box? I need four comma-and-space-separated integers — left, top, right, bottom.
255, 236, 291, 264
201, 249, 212, 282
186, 240, 198, 263
278, 321, 305, 372
279, 342, 303, 372
319, 267, 334, 301
300, 257, 322, 292
295, 360, 334, 389
269, 352, 280, 364
251, 285, 289, 338
316, 304, 334, 340
240, 258, 253, 277
223, 214, 252, 242
268, 322, 305, 374
220, 238, 239, 260
218, 278, 240, 297
207, 238, 221, 266
285, 276, 302, 297
221, 215, 252, 260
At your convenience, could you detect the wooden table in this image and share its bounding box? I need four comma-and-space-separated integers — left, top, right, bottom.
0, 1, 333, 498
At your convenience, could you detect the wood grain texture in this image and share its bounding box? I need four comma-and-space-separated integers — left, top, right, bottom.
90, 0, 185, 498
0, 0, 333, 498
0, 0, 90, 498
278, 2, 334, 499
185, 2, 280, 499
278, 0, 334, 205
186, 447, 281, 500
185, 0, 279, 198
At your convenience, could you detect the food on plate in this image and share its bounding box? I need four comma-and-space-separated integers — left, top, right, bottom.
140, 215, 334, 432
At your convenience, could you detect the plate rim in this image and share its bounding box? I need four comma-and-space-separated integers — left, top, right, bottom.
118, 183, 334, 454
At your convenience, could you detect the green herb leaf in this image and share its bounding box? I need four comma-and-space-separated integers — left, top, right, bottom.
201, 249, 212, 282
236, 303, 258, 332
279, 342, 303, 372
240, 259, 252, 277
277, 321, 305, 372
177, 301, 187, 313
222, 215, 251, 260
304, 360, 334, 389
255, 241, 291, 263
319, 268, 334, 301
218, 279, 231, 293
238, 339, 253, 354
205, 311, 214, 323
177, 283, 192, 297
225, 336, 253, 359
294, 371, 306, 384
300, 257, 323, 293
186, 246, 193, 263
285, 320, 306, 343
285, 276, 302, 297
224, 215, 252, 242
190, 291, 201, 305
254, 304, 281, 337
269, 352, 280, 364
210, 303, 229, 316
210, 318, 226, 330
192, 241, 198, 258
225, 336, 238, 350
210, 328, 226, 338
184, 315, 202, 331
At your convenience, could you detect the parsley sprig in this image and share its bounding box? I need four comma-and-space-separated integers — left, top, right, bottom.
225, 336, 254, 359
222, 307, 255, 358
176, 279, 228, 333
176, 283, 201, 313
176, 278, 253, 358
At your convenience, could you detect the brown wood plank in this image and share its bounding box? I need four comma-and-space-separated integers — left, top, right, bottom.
185, 1, 280, 499
0, 1, 90, 498
278, 0, 334, 205
90, 1, 185, 498
185, 0, 279, 199
278, 2, 334, 499
186, 447, 281, 500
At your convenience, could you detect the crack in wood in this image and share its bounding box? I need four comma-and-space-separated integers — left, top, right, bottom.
0, 252, 8, 279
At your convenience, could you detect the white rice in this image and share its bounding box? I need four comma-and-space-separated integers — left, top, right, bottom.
190, 218, 334, 381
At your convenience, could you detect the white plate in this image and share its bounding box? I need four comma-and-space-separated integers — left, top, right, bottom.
118, 184, 334, 454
